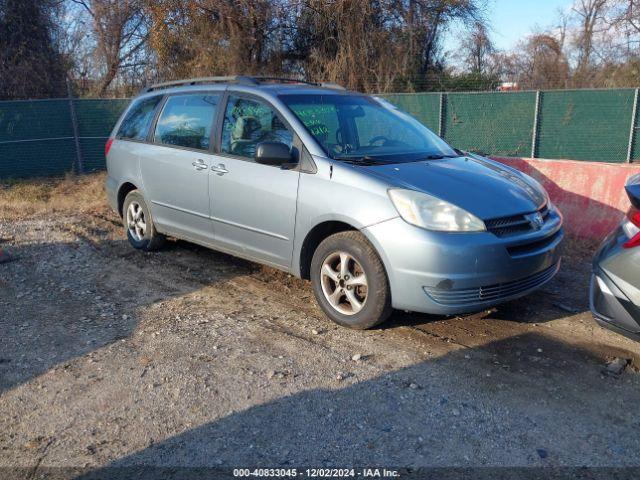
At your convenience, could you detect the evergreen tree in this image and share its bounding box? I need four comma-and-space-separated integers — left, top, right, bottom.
0, 0, 68, 99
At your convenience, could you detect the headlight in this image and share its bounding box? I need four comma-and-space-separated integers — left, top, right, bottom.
388, 189, 485, 232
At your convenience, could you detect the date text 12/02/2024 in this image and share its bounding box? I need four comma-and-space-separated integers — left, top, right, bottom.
232, 468, 400, 478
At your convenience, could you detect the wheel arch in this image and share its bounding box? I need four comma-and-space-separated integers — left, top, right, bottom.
117, 182, 139, 217
298, 220, 358, 280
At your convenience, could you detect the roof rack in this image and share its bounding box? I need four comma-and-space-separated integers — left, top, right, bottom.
142, 76, 255, 93
250, 76, 346, 90
141, 75, 345, 94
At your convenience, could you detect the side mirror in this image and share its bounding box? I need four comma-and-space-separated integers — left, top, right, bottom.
255, 142, 295, 167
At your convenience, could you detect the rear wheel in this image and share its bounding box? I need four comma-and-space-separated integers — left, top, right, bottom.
122, 190, 165, 251
310, 231, 392, 329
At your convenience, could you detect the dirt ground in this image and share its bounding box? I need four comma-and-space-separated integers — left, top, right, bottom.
2, 173, 640, 477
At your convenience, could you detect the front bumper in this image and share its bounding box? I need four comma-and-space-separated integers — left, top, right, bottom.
362, 209, 564, 315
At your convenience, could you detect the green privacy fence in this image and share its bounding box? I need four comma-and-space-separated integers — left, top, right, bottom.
0, 98, 129, 178
382, 88, 640, 163
535, 89, 635, 162
1, 89, 639, 178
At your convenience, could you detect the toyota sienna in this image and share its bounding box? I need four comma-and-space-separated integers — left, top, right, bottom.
105, 76, 564, 329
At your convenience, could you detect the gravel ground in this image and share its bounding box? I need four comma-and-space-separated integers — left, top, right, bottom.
1, 175, 640, 478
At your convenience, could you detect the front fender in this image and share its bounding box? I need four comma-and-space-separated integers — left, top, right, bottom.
290, 160, 398, 276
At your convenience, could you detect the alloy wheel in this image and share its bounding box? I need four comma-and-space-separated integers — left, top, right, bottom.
320, 251, 368, 315
126, 201, 146, 241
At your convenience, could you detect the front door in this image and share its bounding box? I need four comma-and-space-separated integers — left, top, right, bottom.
209, 94, 300, 268
140, 93, 221, 244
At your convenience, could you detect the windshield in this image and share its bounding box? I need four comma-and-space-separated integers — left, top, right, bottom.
279, 94, 457, 163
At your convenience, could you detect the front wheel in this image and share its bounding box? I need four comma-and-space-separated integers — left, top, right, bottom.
310, 231, 392, 329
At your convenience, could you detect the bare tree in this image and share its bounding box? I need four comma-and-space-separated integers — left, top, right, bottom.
512, 33, 570, 89
56, 2, 98, 96
459, 20, 495, 74
147, 0, 287, 80
71, 0, 150, 96
608, 0, 640, 54
292, 0, 485, 92
572, 0, 609, 83
292, 0, 403, 91
395, 0, 485, 85
44, 0, 640, 94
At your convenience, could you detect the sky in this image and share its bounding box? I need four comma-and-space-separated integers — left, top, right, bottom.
445, 0, 575, 54
488, 0, 575, 50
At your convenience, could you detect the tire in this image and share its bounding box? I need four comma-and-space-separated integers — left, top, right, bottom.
122, 190, 165, 251
310, 231, 392, 329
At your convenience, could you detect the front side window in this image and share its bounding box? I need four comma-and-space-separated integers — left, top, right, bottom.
280, 94, 456, 163
221, 95, 293, 159
117, 96, 162, 141
154, 94, 220, 151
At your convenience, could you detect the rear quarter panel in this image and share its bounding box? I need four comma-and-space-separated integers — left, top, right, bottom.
106, 139, 147, 214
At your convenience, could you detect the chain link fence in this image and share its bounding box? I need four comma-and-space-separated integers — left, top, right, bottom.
0, 98, 129, 178
535, 89, 637, 162
382, 88, 640, 163
1, 89, 639, 179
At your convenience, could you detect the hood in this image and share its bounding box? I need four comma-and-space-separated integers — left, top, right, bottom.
364, 155, 546, 219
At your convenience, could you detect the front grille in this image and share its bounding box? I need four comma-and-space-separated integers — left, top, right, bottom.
486, 205, 549, 237
507, 230, 562, 257
423, 262, 559, 307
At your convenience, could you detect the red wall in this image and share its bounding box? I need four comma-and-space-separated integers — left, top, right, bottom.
493, 157, 640, 240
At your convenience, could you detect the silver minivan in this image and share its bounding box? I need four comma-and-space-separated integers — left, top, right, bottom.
106, 76, 563, 329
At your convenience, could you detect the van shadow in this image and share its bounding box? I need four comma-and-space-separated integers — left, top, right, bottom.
77, 332, 640, 477
1, 213, 597, 396
0, 237, 254, 394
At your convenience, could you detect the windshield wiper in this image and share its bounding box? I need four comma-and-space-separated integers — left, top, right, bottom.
335, 153, 458, 164
421, 153, 458, 160
333, 155, 386, 165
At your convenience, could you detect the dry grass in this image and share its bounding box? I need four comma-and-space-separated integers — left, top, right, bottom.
0, 172, 108, 220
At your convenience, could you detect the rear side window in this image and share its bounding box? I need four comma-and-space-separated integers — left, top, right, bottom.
117, 96, 162, 140
154, 94, 220, 151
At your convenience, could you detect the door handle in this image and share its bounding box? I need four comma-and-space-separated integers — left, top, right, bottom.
211, 163, 229, 175
192, 159, 208, 171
